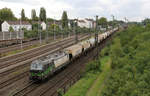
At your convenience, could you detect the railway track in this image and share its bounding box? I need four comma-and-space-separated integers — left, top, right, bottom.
0, 40, 40, 54
0, 34, 86, 69
0, 37, 73, 69
0, 35, 75, 62
0, 30, 116, 96
12, 81, 40, 96
12, 53, 85, 96
0, 34, 90, 91
36, 31, 115, 96
0, 34, 74, 55
0, 71, 29, 89
12, 35, 102, 96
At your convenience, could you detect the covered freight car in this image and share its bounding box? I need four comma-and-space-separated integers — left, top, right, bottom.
64, 44, 83, 60
98, 34, 103, 42
79, 41, 91, 51
88, 37, 95, 46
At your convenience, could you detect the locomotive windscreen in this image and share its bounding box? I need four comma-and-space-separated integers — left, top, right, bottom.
30, 60, 43, 70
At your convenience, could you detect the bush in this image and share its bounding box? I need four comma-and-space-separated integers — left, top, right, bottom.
85, 59, 101, 73
101, 47, 110, 57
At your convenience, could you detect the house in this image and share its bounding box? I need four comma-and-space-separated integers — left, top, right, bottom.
77, 18, 95, 28
84, 18, 94, 28
2, 21, 32, 32
77, 20, 87, 28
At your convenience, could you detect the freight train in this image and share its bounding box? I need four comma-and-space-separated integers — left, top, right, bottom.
29, 27, 119, 81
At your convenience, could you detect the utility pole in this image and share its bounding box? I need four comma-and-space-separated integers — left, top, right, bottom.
45, 18, 48, 43
54, 17, 56, 40
20, 14, 23, 50
68, 20, 70, 38
38, 20, 42, 44
95, 15, 99, 60
75, 19, 78, 43
2, 32, 5, 40
111, 15, 115, 29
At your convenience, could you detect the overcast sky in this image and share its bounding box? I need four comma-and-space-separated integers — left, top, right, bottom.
0, 0, 149, 22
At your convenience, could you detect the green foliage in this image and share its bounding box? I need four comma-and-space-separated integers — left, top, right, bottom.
32, 23, 41, 30
21, 9, 26, 21
101, 47, 110, 57
61, 11, 68, 29
69, 20, 75, 29
145, 24, 150, 31
9, 26, 14, 32
39, 7, 46, 22
98, 17, 108, 28
57, 88, 64, 96
64, 73, 98, 96
31, 9, 38, 21
64, 56, 110, 96
24, 30, 38, 38
0, 8, 16, 31
102, 25, 150, 96
0, 8, 16, 21
142, 18, 150, 26
85, 60, 101, 73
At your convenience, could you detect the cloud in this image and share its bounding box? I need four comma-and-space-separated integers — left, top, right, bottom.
0, 0, 149, 21
2, 0, 40, 5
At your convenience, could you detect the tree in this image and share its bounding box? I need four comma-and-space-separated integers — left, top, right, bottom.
0, 8, 16, 21
9, 26, 14, 39
39, 7, 46, 22
47, 18, 54, 22
142, 18, 150, 26
31, 9, 38, 21
21, 9, 26, 21
69, 20, 75, 29
98, 17, 107, 28
61, 11, 68, 29
0, 8, 16, 31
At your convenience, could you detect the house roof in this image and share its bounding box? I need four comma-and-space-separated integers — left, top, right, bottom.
6, 21, 31, 25
47, 21, 61, 26
78, 20, 86, 23
31, 21, 45, 24
85, 18, 94, 22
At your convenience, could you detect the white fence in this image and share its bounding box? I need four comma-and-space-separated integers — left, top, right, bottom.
0, 31, 24, 40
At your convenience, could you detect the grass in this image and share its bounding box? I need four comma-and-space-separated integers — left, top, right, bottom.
64, 56, 110, 96
64, 72, 99, 96
86, 57, 111, 96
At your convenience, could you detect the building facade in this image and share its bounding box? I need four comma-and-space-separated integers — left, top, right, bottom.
77, 18, 95, 28
2, 21, 32, 32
